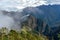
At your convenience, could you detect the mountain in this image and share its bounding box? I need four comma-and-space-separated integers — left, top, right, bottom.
22, 4, 60, 40
23, 5, 60, 27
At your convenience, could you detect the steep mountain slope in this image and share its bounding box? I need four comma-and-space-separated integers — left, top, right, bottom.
22, 5, 60, 40
23, 5, 60, 27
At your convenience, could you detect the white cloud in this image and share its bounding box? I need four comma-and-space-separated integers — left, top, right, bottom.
45, 0, 60, 4
0, 0, 60, 11
0, 0, 47, 11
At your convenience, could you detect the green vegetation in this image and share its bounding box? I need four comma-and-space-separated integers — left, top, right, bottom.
0, 27, 48, 40
58, 32, 60, 40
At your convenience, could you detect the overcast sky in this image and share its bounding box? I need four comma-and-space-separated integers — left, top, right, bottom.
0, 0, 60, 11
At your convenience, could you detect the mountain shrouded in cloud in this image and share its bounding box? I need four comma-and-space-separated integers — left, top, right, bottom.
0, 0, 60, 40
0, 0, 60, 31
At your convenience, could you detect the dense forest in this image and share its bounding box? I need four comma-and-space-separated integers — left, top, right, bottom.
0, 27, 48, 40
0, 26, 60, 40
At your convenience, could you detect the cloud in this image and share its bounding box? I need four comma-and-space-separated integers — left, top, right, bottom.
45, 0, 60, 4
0, 13, 14, 30
0, 0, 47, 11
0, 0, 60, 11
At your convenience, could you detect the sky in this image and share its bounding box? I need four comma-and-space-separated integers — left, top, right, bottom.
0, 0, 60, 11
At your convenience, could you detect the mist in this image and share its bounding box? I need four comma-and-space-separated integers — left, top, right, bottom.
0, 10, 31, 32
0, 11, 21, 31
0, 12, 15, 31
